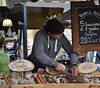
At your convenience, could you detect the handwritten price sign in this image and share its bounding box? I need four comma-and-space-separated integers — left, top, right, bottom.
78, 62, 97, 73
8, 59, 34, 72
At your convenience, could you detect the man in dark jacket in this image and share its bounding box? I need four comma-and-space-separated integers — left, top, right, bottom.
27, 18, 79, 75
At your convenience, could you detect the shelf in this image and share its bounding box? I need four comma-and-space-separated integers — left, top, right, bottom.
4, 37, 18, 41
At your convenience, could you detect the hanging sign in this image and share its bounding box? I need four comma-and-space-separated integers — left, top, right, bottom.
78, 62, 97, 73
8, 59, 34, 72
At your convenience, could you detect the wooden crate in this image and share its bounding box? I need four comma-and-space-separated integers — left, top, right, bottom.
3, 74, 11, 84
37, 73, 86, 84
0, 74, 10, 85
11, 83, 100, 88
0, 74, 10, 88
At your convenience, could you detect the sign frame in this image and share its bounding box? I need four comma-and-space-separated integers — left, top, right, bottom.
71, 1, 100, 52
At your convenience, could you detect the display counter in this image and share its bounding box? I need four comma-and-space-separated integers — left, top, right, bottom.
0, 72, 100, 88
1, 83, 100, 88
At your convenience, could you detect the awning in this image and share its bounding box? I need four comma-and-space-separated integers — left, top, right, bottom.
6, 0, 38, 9
6, 0, 70, 9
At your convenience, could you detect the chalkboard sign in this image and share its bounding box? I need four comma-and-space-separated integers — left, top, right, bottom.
71, 1, 100, 52
78, 8, 100, 45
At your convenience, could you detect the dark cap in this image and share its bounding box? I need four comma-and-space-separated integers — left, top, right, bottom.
44, 18, 64, 34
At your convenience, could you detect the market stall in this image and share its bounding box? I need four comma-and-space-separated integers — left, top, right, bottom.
0, 0, 100, 88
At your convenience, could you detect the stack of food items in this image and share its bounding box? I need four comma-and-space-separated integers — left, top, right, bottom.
80, 72, 100, 83
40, 74, 73, 83
37, 62, 100, 84
37, 63, 86, 84
10, 71, 37, 84
0, 74, 7, 84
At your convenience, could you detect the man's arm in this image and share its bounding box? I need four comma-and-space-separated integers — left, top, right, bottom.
62, 35, 78, 66
62, 35, 79, 75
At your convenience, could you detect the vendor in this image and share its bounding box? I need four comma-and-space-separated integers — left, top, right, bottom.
27, 18, 79, 75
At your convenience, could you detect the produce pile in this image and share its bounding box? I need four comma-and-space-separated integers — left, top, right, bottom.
8, 71, 38, 84
41, 74, 69, 83
82, 74, 100, 83
39, 73, 86, 83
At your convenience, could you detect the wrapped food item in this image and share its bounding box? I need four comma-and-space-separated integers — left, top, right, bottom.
41, 74, 73, 83
20, 79, 29, 84
11, 78, 20, 84
10, 71, 20, 78
0, 79, 6, 84
37, 68, 44, 74
25, 71, 33, 79
28, 78, 36, 84
33, 73, 37, 81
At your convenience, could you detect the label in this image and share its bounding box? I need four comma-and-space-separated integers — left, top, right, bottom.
78, 62, 97, 73
8, 59, 34, 72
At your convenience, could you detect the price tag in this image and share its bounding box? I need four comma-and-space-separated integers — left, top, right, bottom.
8, 59, 34, 72
78, 62, 97, 73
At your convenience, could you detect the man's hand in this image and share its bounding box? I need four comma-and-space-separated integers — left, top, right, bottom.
71, 65, 79, 76
55, 63, 65, 73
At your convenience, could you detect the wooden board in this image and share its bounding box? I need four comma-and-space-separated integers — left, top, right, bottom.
71, 1, 100, 52
78, 62, 97, 73
0, 73, 10, 85
11, 84, 45, 88
8, 59, 34, 72
89, 85, 100, 88
0, 85, 10, 88
37, 73, 45, 84
45, 84, 100, 88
